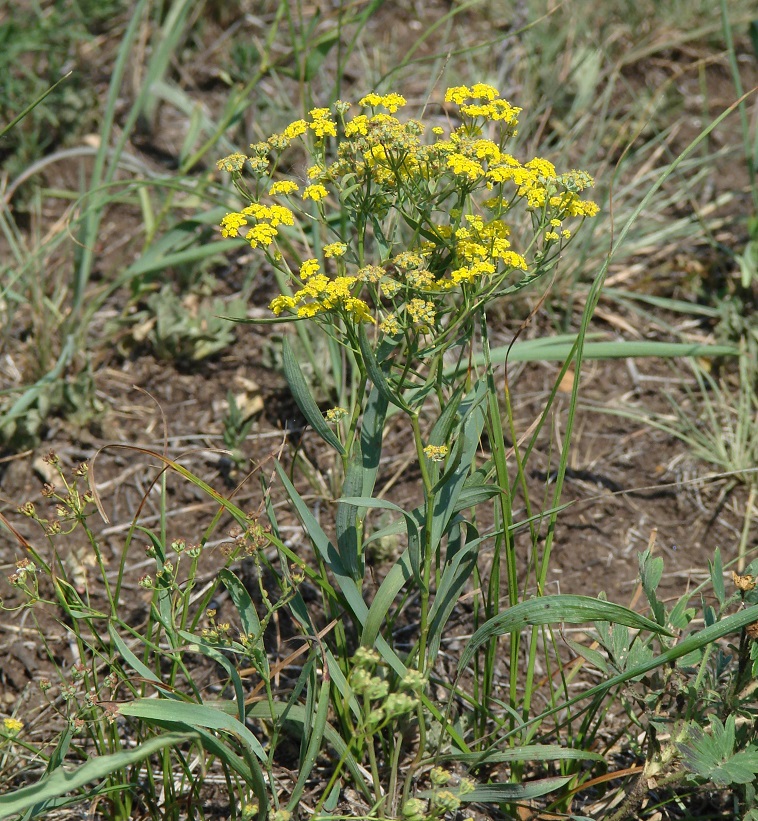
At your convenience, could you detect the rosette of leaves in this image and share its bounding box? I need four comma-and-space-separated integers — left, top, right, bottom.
133, 285, 247, 362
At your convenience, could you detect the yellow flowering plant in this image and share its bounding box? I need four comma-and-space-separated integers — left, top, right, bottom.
217, 84, 599, 391
209, 85, 675, 817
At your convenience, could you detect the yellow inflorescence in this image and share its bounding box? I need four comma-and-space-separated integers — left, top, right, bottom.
2, 717, 23, 735
218, 84, 600, 337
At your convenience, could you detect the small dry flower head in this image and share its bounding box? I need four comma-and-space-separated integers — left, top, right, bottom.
423, 444, 448, 462
351, 669, 389, 700
401, 669, 427, 690
241, 803, 259, 821
216, 153, 248, 172
325, 407, 348, 423
733, 571, 757, 592
384, 692, 417, 717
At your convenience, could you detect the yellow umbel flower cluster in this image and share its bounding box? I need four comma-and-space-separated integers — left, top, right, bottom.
269, 261, 373, 324
220, 203, 294, 248
217, 83, 599, 342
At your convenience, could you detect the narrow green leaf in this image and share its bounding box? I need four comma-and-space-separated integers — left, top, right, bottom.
108, 625, 164, 686
0, 72, 73, 140
219, 569, 263, 643
360, 383, 388, 497
459, 595, 672, 672
445, 336, 737, 376
275, 481, 469, 753
428, 385, 463, 446
287, 667, 331, 810
439, 744, 605, 766
336, 444, 365, 581
428, 527, 484, 659
362, 550, 413, 649
119, 699, 267, 762
337, 496, 421, 583
461, 775, 573, 802
275, 465, 409, 676
18, 724, 76, 820
282, 336, 345, 454
0, 732, 197, 819
178, 631, 246, 723
710, 547, 725, 606
247, 699, 370, 799
358, 324, 407, 410
432, 385, 486, 544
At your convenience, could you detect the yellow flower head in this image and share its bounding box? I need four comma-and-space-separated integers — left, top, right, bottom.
323, 242, 348, 258
357, 264, 384, 283
220, 212, 247, 238
269, 295, 296, 316
359, 93, 407, 113
325, 407, 348, 422
300, 259, 321, 280
308, 109, 337, 139
447, 153, 483, 181
2, 717, 23, 735
282, 119, 308, 140
303, 184, 329, 202
269, 180, 299, 196
380, 312, 401, 335
407, 298, 436, 328
345, 115, 369, 138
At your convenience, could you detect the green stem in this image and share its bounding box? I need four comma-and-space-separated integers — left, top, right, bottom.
409, 413, 435, 673
481, 319, 519, 724
737, 484, 756, 573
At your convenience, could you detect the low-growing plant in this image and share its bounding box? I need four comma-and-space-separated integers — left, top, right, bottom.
570, 547, 758, 820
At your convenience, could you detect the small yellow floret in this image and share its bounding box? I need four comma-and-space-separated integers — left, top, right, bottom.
269, 181, 299, 196
323, 242, 348, 258
303, 184, 329, 202
300, 259, 321, 280
2, 717, 23, 734
269, 295, 296, 315
423, 444, 449, 461
282, 120, 307, 140
216, 153, 248, 172
220, 212, 247, 238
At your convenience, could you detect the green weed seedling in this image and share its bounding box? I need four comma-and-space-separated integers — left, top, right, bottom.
563, 548, 758, 820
